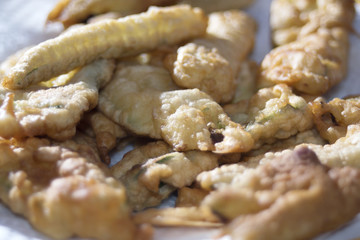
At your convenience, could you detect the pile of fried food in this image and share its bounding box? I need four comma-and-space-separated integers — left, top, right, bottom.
0, 0, 359, 239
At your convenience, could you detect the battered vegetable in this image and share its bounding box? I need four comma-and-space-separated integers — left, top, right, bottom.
3, 5, 207, 89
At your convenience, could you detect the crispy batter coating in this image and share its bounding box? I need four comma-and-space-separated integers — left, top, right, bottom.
270, 0, 355, 46
259, 28, 349, 95
99, 63, 178, 138
178, 0, 254, 13
0, 59, 115, 140
245, 84, 313, 148
176, 187, 209, 207
165, 10, 256, 103
0, 138, 135, 240
0, 46, 32, 80
154, 89, 254, 153
202, 147, 360, 240
3, 5, 207, 89
47, 0, 176, 27
310, 96, 360, 143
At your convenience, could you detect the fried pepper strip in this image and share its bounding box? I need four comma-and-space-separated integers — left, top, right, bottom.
202, 147, 360, 240
47, 0, 176, 27
245, 84, 313, 148
270, 0, 355, 46
258, 28, 349, 95
0, 59, 115, 140
165, 10, 256, 103
3, 5, 207, 89
0, 138, 135, 240
309, 96, 360, 143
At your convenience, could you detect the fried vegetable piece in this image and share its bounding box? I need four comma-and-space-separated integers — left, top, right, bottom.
176, 187, 209, 207
99, 63, 178, 138
0, 46, 33, 80
258, 28, 349, 95
0, 138, 135, 240
245, 84, 313, 148
178, 0, 254, 13
310, 96, 360, 143
111, 140, 219, 210
85, 111, 127, 164
202, 147, 360, 240
3, 5, 207, 89
0, 59, 115, 140
165, 10, 256, 103
154, 88, 254, 153
270, 0, 355, 46
133, 207, 222, 227
47, 0, 176, 27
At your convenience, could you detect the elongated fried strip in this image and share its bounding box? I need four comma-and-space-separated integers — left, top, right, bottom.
133, 207, 222, 227
310, 96, 360, 143
165, 10, 256, 103
178, 0, 254, 13
0, 59, 115, 140
47, 0, 176, 27
204, 147, 360, 240
245, 84, 313, 148
258, 28, 349, 95
3, 5, 207, 89
270, 0, 355, 46
0, 138, 135, 240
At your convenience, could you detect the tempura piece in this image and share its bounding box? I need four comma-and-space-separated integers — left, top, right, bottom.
165, 10, 256, 103
178, 0, 254, 13
270, 0, 355, 46
154, 89, 254, 153
111, 140, 219, 210
3, 5, 207, 89
0, 46, 32, 80
175, 187, 209, 207
99, 64, 178, 138
203, 147, 360, 240
0, 59, 115, 140
310, 96, 360, 143
259, 28, 349, 95
86, 111, 127, 164
47, 0, 176, 27
245, 84, 313, 148
0, 138, 135, 240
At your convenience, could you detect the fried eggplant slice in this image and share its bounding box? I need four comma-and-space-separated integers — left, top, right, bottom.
0, 59, 115, 140
270, 0, 355, 46
203, 147, 360, 240
245, 84, 313, 148
154, 89, 254, 153
3, 5, 207, 89
133, 207, 222, 227
99, 63, 178, 138
310, 96, 360, 143
178, 0, 254, 13
165, 10, 256, 103
47, 0, 176, 27
0, 138, 135, 240
259, 28, 349, 95
111, 140, 219, 210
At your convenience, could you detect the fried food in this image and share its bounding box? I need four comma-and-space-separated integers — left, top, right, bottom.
47, 0, 176, 27
99, 63, 178, 138
310, 96, 360, 143
176, 187, 209, 207
202, 147, 360, 240
245, 84, 313, 148
155, 88, 254, 153
178, 0, 254, 13
0, 138, 135, 240
270, 0, 356, 46
85, 111, 127, 164
111, 140, 219, 210
165, 10, 256, 103
3, 5, 207, 89
133, 207, 222, 227
0, 59, 115, 140
258, 28, 349, 95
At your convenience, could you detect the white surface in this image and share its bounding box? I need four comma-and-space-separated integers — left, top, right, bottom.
0, 0, 360, 240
